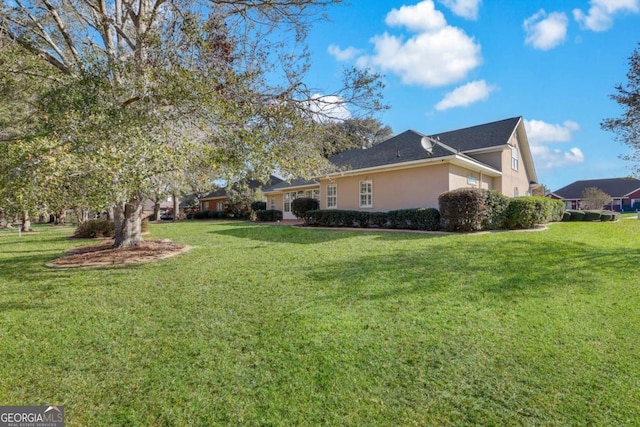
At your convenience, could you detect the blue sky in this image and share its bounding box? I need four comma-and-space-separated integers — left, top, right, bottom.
303, 0, 640, 191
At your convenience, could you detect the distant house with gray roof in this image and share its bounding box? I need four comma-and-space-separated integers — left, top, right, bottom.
549, 177, 640, 211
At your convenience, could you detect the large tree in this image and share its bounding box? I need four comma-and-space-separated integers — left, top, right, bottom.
0, 0, 385, 246
581, 187, 611, 210
602, 42, 640, 176
320, 117, 393, 157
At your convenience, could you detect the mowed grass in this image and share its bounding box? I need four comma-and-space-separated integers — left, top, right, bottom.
1, 219, 639, 426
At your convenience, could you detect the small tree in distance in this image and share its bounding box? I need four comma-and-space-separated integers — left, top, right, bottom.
581, 187, 611, 210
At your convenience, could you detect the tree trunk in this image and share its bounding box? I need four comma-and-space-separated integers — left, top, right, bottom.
21, 211, 32, 232
113, 196, 143, 248
153, 198, 160, 222
0, 211, 9, 228
55, 209, 67, 225
172, 191, 180, 221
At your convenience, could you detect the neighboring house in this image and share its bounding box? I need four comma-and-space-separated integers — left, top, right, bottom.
200, 175, 284, 212
264, 117, 538, 220
548, 177, 640, 211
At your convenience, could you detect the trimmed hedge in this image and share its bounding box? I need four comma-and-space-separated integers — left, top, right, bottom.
563, 210, 620, 222
503, 197, 540, 229
291, 197, 320, 219
255, 210, 283, 222
250, 201, 267, 212
73, 219, 115, 238
483, 190, 510, 230
583, 210, 603, 221
438, 188, 487, 232
304, 208, 441, 231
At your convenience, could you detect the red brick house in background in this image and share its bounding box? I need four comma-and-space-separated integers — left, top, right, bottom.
548, 177, 640, 211
200, 175, 283, 212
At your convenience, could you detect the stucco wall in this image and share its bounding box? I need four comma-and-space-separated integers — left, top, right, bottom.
498, 133, 533, 196
319, 163, 452, 211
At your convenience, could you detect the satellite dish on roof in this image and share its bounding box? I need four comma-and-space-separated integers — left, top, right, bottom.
421, 136, 439, 155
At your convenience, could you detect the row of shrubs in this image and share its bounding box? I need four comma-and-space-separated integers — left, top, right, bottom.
292, 189, 566, 232
562, 210, 620, 222
303, 208, 441, 231
438, 189, 565, 232
188, 210, 251, 220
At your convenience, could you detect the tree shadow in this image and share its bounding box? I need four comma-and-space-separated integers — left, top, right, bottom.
304, 238, 640, 304
210, 224, 448, 245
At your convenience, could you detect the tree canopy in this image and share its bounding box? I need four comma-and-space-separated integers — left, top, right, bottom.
602, 42, 640, 176
0, 0, 386, 245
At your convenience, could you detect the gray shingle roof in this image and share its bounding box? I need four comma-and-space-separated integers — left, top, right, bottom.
265, 178, 319, 192
202, 175, 283, 199
329, 116, 521, 170
552, 177, 640, 199
266, 117, 522, 191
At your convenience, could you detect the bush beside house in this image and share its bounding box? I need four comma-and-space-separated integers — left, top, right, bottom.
303, 208, 441, 231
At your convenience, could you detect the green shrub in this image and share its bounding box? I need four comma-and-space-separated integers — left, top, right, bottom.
503, 198, 541, 229
73, 219, 115, 238
304, 208, 441, 231
438, 188, 487, 232
386, 208, 441, 231
600, 212, 613, 221
255, 210, 283, 222
547, 198, 566, 222
291, 197, 320, 219
251, 201, 267, 212
483, 190, 510, 230
562, 211, 572, 222
583, 211, 602, 221
569, 210, 585, 221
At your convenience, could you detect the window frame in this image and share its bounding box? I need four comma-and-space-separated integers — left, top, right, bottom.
326, 183, 337, 209
359, 180, 373, 208
511, 146, 519, 171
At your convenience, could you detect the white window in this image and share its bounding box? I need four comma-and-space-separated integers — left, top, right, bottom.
305, 189, 321, 200
203, 201, 209, 210
270, 197, 276, 210
326, 184, 337, 208
359, 180, 373, 208
514, 187, 519, 197
467, 176, 478, 186
284, 192, 297, 212
216, 201, 223, 211
511, 146, 519, 171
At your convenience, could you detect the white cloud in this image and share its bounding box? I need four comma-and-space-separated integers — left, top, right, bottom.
524, 10, 568, 50
307, 94, 351, 123
435, 80, 495, 110
525, 119, 580, 143
355, 1, 482, 88
573, 0, 640, 31
386, 0, 447, 32
327, 44, 361, 62
439, 0, 482, 20
525, 119, 584, 169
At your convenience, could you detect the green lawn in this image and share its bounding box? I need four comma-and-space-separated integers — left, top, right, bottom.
1, 219, 639, 426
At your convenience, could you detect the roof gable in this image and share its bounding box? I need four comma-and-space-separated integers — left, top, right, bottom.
328, 117, 522, 171
552, 177, 640, 199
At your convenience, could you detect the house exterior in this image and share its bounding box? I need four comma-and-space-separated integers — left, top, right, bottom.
548, 177, 640, 211
200, 175, 283, 212
264, 117, 538, 220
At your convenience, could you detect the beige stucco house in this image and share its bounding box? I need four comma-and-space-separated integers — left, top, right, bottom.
264, 117, 538, 220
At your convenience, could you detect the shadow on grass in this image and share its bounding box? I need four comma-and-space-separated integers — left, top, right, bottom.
305, 237, 640, 303
210, 224, 448, 245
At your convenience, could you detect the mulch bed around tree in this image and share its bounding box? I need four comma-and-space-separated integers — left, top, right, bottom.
46, 238, 190, 268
